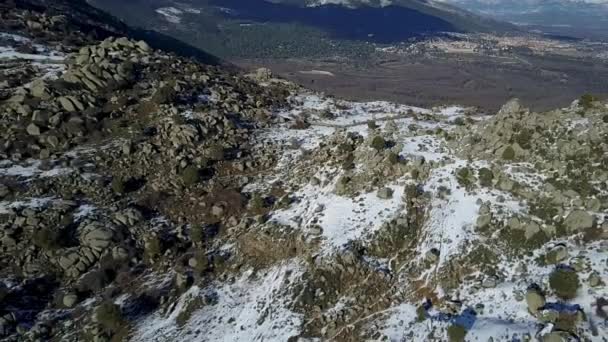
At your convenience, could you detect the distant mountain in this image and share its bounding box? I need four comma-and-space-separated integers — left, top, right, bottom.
444, 0, 608, 39
90, 0, 516, 59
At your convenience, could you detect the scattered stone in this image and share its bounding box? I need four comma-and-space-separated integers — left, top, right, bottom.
26, 123, 41, 136
564, 210, 594, 232
377, 187, 394, 199
525, 284, 546, 316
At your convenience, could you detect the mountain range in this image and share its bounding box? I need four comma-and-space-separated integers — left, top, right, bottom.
444, 0, 608, 39
89, 0, 516, 59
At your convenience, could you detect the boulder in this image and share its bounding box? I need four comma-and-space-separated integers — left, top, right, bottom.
58, 97, 76, 112
26, 123, 41, 136
80, 222, 114, 251
525, 285, 545, 316
377, 187, 394, 200
63, 293, 78, 308
564, 210, 594, 232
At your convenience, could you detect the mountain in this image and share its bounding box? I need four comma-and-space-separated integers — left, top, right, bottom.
2, 0, 608, 341
89, 0, 516, 59
444, 0, 608, 39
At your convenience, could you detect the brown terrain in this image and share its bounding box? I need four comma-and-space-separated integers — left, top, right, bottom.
237, 53, 608, 112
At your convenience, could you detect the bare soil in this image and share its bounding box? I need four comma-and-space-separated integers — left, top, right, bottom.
236, 53, 608, 112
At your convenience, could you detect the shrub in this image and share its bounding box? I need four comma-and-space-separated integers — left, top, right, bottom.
502, 146, 516, 160
447, 324, 467, 342
248, 193, 265, 211
370, 136, 386, 151
453, 117, 465, 126
95, 301, 124, 332
111, 177, 125, 194
190, 225, 204, 245
387, 152, 400, 165
342, 153, 355, 170
205, 144, 225, 161
181, 166, 200, 186
456, 167, 475, 188
32, 227, 60, 250
144, 235, 162, 260
549, 266, 579, 300
580, 94, 598, 109
478, 168, 494, 187
367, 120, 378, 130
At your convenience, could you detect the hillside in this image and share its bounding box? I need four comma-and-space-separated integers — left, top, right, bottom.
1, 0, 608, 342
89, 0, 516, 59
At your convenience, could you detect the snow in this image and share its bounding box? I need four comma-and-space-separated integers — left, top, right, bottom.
436, 105, 465, 117
156, 7, 183, 23
0, 32, 31, 43
272, 180, 406, 252
73, 204, 96, 220
419, 160, 524, 268
0, 159, 73, 179
0, 46, 64, 61
298, 70, 335, 76
0, 196, 54, 214
132, 262, 304, 342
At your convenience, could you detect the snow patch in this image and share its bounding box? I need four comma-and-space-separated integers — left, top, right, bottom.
132, 262, 304, 342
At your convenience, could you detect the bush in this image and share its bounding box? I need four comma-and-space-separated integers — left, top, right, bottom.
32, 227, 60, 250
387, 152, 400, 165
549, 266, 579, 300
502, 146, 516, 160
248, 193, 265, 211
447, 324, 467, 342
478, 168, 494, 187
181, 166, 200, 186
111, 177, 125, 194
456, 167, 475, 188
453, 117, 466, 126
367, 120, 378, 130
95, 301, 124, 332
190, 224, 204, 245
370, 136, 386, 151
580, 94, 598, 109
205, 144, 225, 161
144, 235, 162, 260
342, 153, 355, 170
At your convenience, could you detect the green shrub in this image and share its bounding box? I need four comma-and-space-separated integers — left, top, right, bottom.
337, 142, 354, 153
370, 136, 386, 151
502, 146, 516, 160
342, 153, 355, 170
456, 167, 475, 188
205, 144, 225, 161
602, 114, 608, 123
580, 94, 598, 109
144, 235, 162, 260
387, 152, 400, 165
95, 301, 124, 332
249, 193, 265, 211
367, 120, 378, 130
32, 227, 60, 250
447, 324, 467, 342
181, 166, 200, 186
453, 117, 466, 126
191, 225, 204, 245
549, 266, 579, 300
478, 168, 494, 187
111, 177, 125, 194
514, 129, 533, 149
